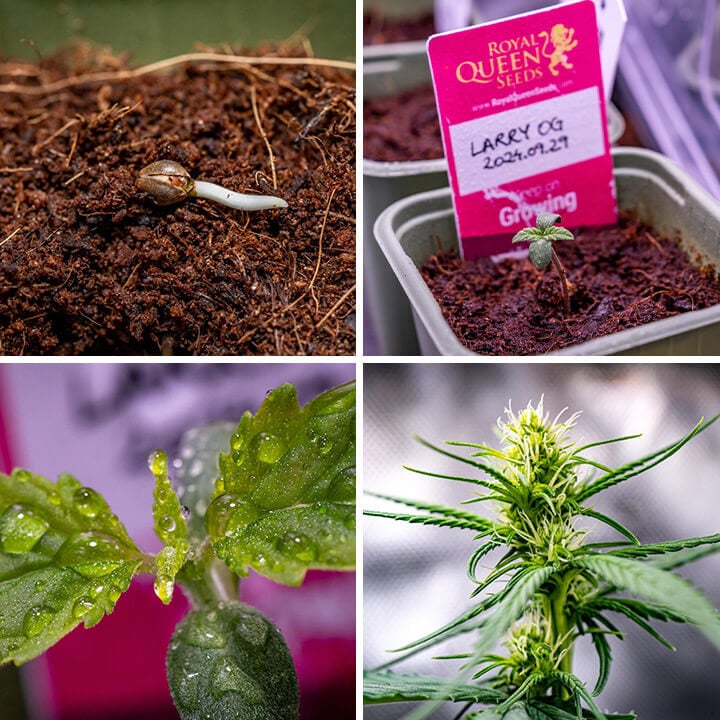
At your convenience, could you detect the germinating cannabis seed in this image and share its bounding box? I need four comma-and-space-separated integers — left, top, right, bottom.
136, 159, 288, 211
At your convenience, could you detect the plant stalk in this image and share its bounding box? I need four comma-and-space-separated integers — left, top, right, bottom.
550, 248, 571, 314
176, 541, 239, 609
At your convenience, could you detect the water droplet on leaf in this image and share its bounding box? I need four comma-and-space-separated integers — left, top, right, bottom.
73, 487, 105, 518
154, 575, 175, 604
23, 605, 55, 638
230, 430, 245, 452
72, 596, 95, 619
0, 505, 49, 554
11, 469, 31, 483
255, 433, 286, 464
310, 431, 332, 454
205, 494, 237, 537
56, 531, 122, 577
148, 450, 168, 478
206, 495, 260, 537
158, 514, 176, 533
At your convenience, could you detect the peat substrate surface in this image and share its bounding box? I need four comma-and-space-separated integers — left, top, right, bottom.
0, 44, 355, 355
364, 85, 441, 162
363, 10, 436, 46
421, 214, 720, 354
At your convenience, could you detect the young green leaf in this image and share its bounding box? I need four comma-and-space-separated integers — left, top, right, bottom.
208, 382, 355, 585
149, 450, 190, 604
363, 670, 507, 704
167, 601, 298, 720
470, 564, 558, 662
576, 555, 720, 651
365, 491, 496, 532
174, 422, 236, 543
607, 533, 720, 559
0, 469, 144, 663
576, 413, 720, 502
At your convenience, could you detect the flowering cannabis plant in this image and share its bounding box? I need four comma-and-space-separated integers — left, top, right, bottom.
364, 399, 720, 720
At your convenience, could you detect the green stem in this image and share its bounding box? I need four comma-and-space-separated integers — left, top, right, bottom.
176, 541, 239, 609
548, 570, 579, 700
550, 248, 571, 314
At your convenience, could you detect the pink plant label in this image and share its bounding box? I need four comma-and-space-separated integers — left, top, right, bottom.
427, 0, 617, 258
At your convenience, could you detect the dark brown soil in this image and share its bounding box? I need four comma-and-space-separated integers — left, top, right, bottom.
0, 44, 355, 355
421, 214, 720, 354
364, 10, 436, 45
364, 85, 441, 162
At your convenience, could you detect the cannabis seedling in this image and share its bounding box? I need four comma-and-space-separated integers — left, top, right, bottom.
512, 212, 575, 314
0, 381, 355, 720
365, 398, 720, 720
137, 159, 288, 210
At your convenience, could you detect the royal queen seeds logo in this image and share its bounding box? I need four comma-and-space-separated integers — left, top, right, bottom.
540, 24, 578, 75
456, 23, 579, 88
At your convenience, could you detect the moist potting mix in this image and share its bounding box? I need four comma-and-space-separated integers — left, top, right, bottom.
0, 44, 355, 355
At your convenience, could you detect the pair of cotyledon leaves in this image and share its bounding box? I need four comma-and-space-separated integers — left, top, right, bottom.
0, 381, 355, 720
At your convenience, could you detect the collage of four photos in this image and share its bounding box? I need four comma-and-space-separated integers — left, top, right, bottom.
2, 1, 720, 719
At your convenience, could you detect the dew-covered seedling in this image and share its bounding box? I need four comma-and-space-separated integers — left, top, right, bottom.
0, 381, 356, 720
364, 399, 720, 720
